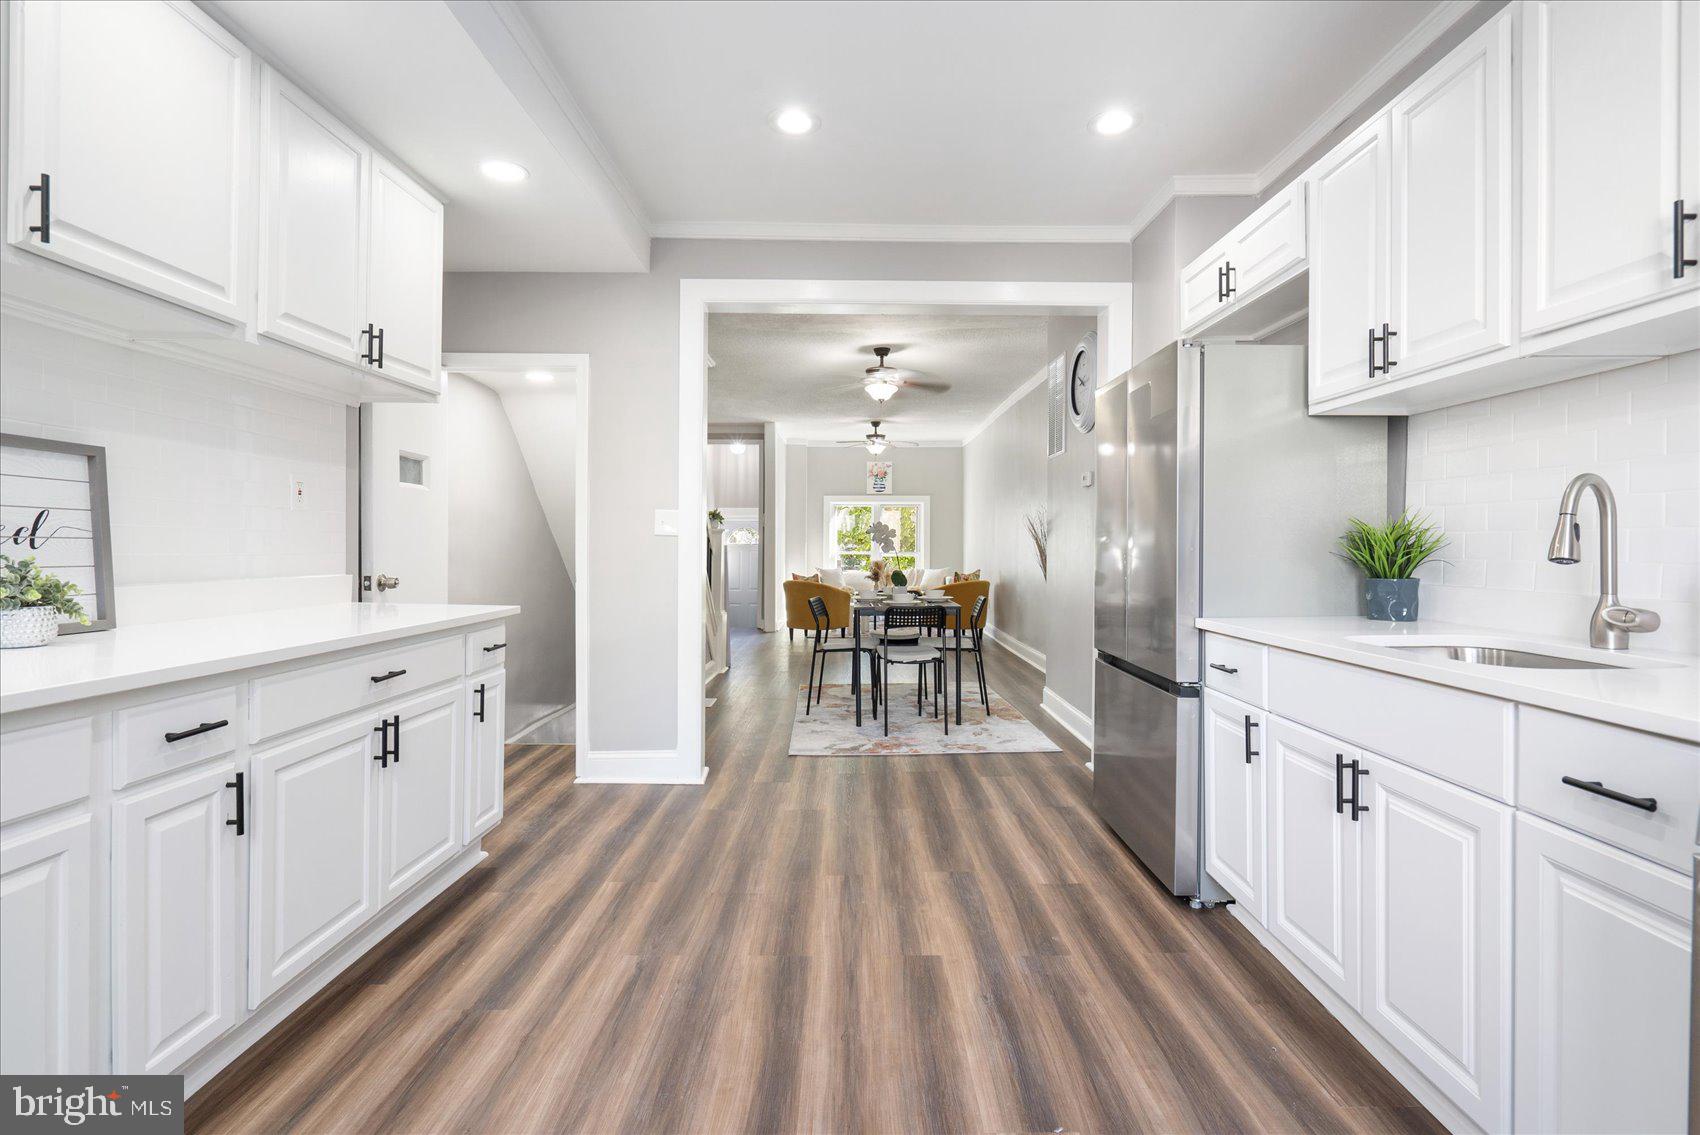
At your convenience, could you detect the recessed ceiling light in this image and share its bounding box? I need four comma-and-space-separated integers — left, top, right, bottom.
770, 107, 818, 136
525, 370, 553, 384
480, 159, 529, 183
1091, 108, 1137, 137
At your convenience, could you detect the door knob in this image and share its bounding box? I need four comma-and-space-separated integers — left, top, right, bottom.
376, 574, 400, 592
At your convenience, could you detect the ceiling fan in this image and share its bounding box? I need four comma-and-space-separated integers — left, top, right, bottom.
834, 420, 922, 455
843, 346, 951, 403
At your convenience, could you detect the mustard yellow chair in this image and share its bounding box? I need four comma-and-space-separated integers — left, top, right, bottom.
784, 578, 852, 643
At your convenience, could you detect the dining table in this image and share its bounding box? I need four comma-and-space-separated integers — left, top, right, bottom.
849, 595, 966, 727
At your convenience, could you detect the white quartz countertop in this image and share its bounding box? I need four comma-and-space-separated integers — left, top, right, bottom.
1195, 616, 1700, 743
0, 602, 519, 715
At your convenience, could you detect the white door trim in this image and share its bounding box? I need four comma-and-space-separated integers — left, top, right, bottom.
677, 278, 1133, 785
441, 351, 588, 774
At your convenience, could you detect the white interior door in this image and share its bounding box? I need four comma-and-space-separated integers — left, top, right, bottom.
725, 541, 760, 629
361, 403, 447, 603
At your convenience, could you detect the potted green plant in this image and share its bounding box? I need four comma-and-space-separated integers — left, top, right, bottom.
1, 554, 90, 648
889, 568, 909, 599
1337, 512, 1447, 622
707, 508, 725, 529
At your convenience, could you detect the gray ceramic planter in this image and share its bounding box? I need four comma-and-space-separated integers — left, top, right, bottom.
1364, 578, 1420, 622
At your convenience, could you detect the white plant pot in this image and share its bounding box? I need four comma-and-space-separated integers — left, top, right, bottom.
1, 606, 60, 649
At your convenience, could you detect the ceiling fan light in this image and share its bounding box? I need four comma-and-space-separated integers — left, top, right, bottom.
864, 378, 900, 403
865, 438, 888, 455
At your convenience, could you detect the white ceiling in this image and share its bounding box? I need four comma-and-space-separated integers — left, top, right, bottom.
209, 0, 649, 271
707, 313, 1061, 442
518, 0, 1450, 238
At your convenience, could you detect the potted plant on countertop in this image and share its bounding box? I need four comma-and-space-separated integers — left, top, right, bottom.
1338, 511, 1448, 622
1, 553, 90, 648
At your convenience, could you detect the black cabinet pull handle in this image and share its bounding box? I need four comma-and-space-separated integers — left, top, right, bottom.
1561, 776, 1657, 813
1216, 264, 1226, 303
1676, 199, 1697, 278
373, 719, 390, 767
482, 642, 507, 653
1335, 753, 1347, 814
165, 719, 229, 743
1380, 323, 1398, 373
1367, 327, 1379, 378
1209, 662, 1239, 675
370, 668, 407, 683
391, 714, 401, 764
374, 327, 385, 369
28, 173, 50, 243
225, 771, 245, 836
1225, 262, 1236, 298
1350, 763, 1369, 819
475, 683, 487, 722
1244, 715, 1258, 764
360, 322, 377, 364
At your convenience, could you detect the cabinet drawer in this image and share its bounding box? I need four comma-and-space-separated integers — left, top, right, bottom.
465, 623, 508, 673
249, 635, 462, 742
1202, 634, 1266, 706
1268, 649, 1512, 801
1517, 707, 1698, 874
114, 685, 239, 790
0, 715, 95, 825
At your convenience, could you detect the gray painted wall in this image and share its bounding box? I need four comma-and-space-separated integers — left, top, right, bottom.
1042, 317, 1099, 721
444, 238, 1128, 753
1128, 196, 1259, 363
444, 375, 576, 729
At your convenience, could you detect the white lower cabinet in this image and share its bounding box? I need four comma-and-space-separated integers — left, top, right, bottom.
1358, 753, 1513, 1132
0, 814, 94, 1074
1265, 716, 1360, 1006
1202, 689, 1265, 922
378, 687, 462, 902
1514, 813, 1691, 1134
112, 762, 242, 1073
248, 716, 378, 1006
465, 671, 506, 843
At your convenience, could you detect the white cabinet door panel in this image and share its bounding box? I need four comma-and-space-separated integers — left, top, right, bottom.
379, 687, 461, 901
249, 719, 377, 1006
366, 157, 443, 392
1360, 754, 1512, 1132
1514, 814, 1690, 1135
1179, 249, 1230, 335
1390, 11, 1514, 376
0, 814, 93, 1074
1202, 690, 1264, 923
1229, 181, 1305, 300
1521, 0, 1700, 332
1266, 716, 1359, 1006
112, 763, 241, 1073
465, 672, 505, 843
1307, 115, 1391, 402
258, 69, 367, 363
6, 0, 251, 322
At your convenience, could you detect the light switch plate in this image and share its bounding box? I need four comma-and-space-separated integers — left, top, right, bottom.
654, 509, 679, 536
1079, 470, 1094, 488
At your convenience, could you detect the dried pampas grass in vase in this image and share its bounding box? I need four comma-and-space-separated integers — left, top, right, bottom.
1024, 507, 1051, 580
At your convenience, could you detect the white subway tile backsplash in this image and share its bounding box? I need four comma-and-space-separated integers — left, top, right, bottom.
1409, 352, 1700, 653
1, 317, 347, 589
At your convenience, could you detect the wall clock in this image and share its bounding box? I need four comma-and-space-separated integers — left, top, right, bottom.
1067, 330, 1097, 434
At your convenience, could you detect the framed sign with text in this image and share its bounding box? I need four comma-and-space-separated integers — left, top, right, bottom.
866, 461, 892, 494
1, 433, 116, 632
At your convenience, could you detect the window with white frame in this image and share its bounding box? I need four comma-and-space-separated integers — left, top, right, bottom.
824, 497, 927, 577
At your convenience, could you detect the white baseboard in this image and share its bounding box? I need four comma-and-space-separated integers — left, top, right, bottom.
985, 624, 1045, 671
576, 749, 707, 784
182, 842, 485, 1098
114, 573, 354, 625
1224, 903, 1476, 1135
1040, 686, 1092, 748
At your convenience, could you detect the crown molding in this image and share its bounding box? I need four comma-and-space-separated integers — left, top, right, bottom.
1124, 0, 1478, 247
650, 221, 1134, 244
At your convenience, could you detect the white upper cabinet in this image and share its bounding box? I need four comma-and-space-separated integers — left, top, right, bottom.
1521, 0, 1700, 335
6, 0, 252, 323
1358, 753, 1513, 1133
1388, 11, 1514, 377
1177, 180, 1307, 339
1225, 181, 1306, 303
366, 157, 445, 393
1306, 114, 1392, 403
1180, 249, 1232, 334
258, 70, 368, 365
1514, 814, 1691, 1135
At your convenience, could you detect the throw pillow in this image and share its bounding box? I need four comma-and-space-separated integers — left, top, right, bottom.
918, 567, 951, 591
790, 572, 821, 583
816, 566, 847, 589
951, 569, 982, 583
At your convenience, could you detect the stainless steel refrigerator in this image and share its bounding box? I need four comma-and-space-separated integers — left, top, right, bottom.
1093, 341, 1388, 901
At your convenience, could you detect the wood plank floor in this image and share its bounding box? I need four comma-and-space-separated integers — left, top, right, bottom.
188, 630, 1444, 1134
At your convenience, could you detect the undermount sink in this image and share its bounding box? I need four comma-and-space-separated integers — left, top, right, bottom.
1382, 644, 1626, 670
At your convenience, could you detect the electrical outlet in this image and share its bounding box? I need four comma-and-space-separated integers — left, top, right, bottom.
288, 476, 307, 510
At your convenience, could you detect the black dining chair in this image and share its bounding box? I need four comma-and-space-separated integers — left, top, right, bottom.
877, 605, 947, 737
805, 595, 880, 717
959, 595, 989, 715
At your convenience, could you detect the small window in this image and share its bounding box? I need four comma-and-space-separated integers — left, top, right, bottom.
398, 453, 426, 486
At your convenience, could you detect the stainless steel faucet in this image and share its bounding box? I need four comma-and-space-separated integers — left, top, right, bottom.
1546, 472, 1661, 649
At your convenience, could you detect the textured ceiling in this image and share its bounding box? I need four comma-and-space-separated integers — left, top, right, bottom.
706, 313, 1057, 442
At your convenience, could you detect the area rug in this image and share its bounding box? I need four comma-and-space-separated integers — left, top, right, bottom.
790, 683, 1062, 756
